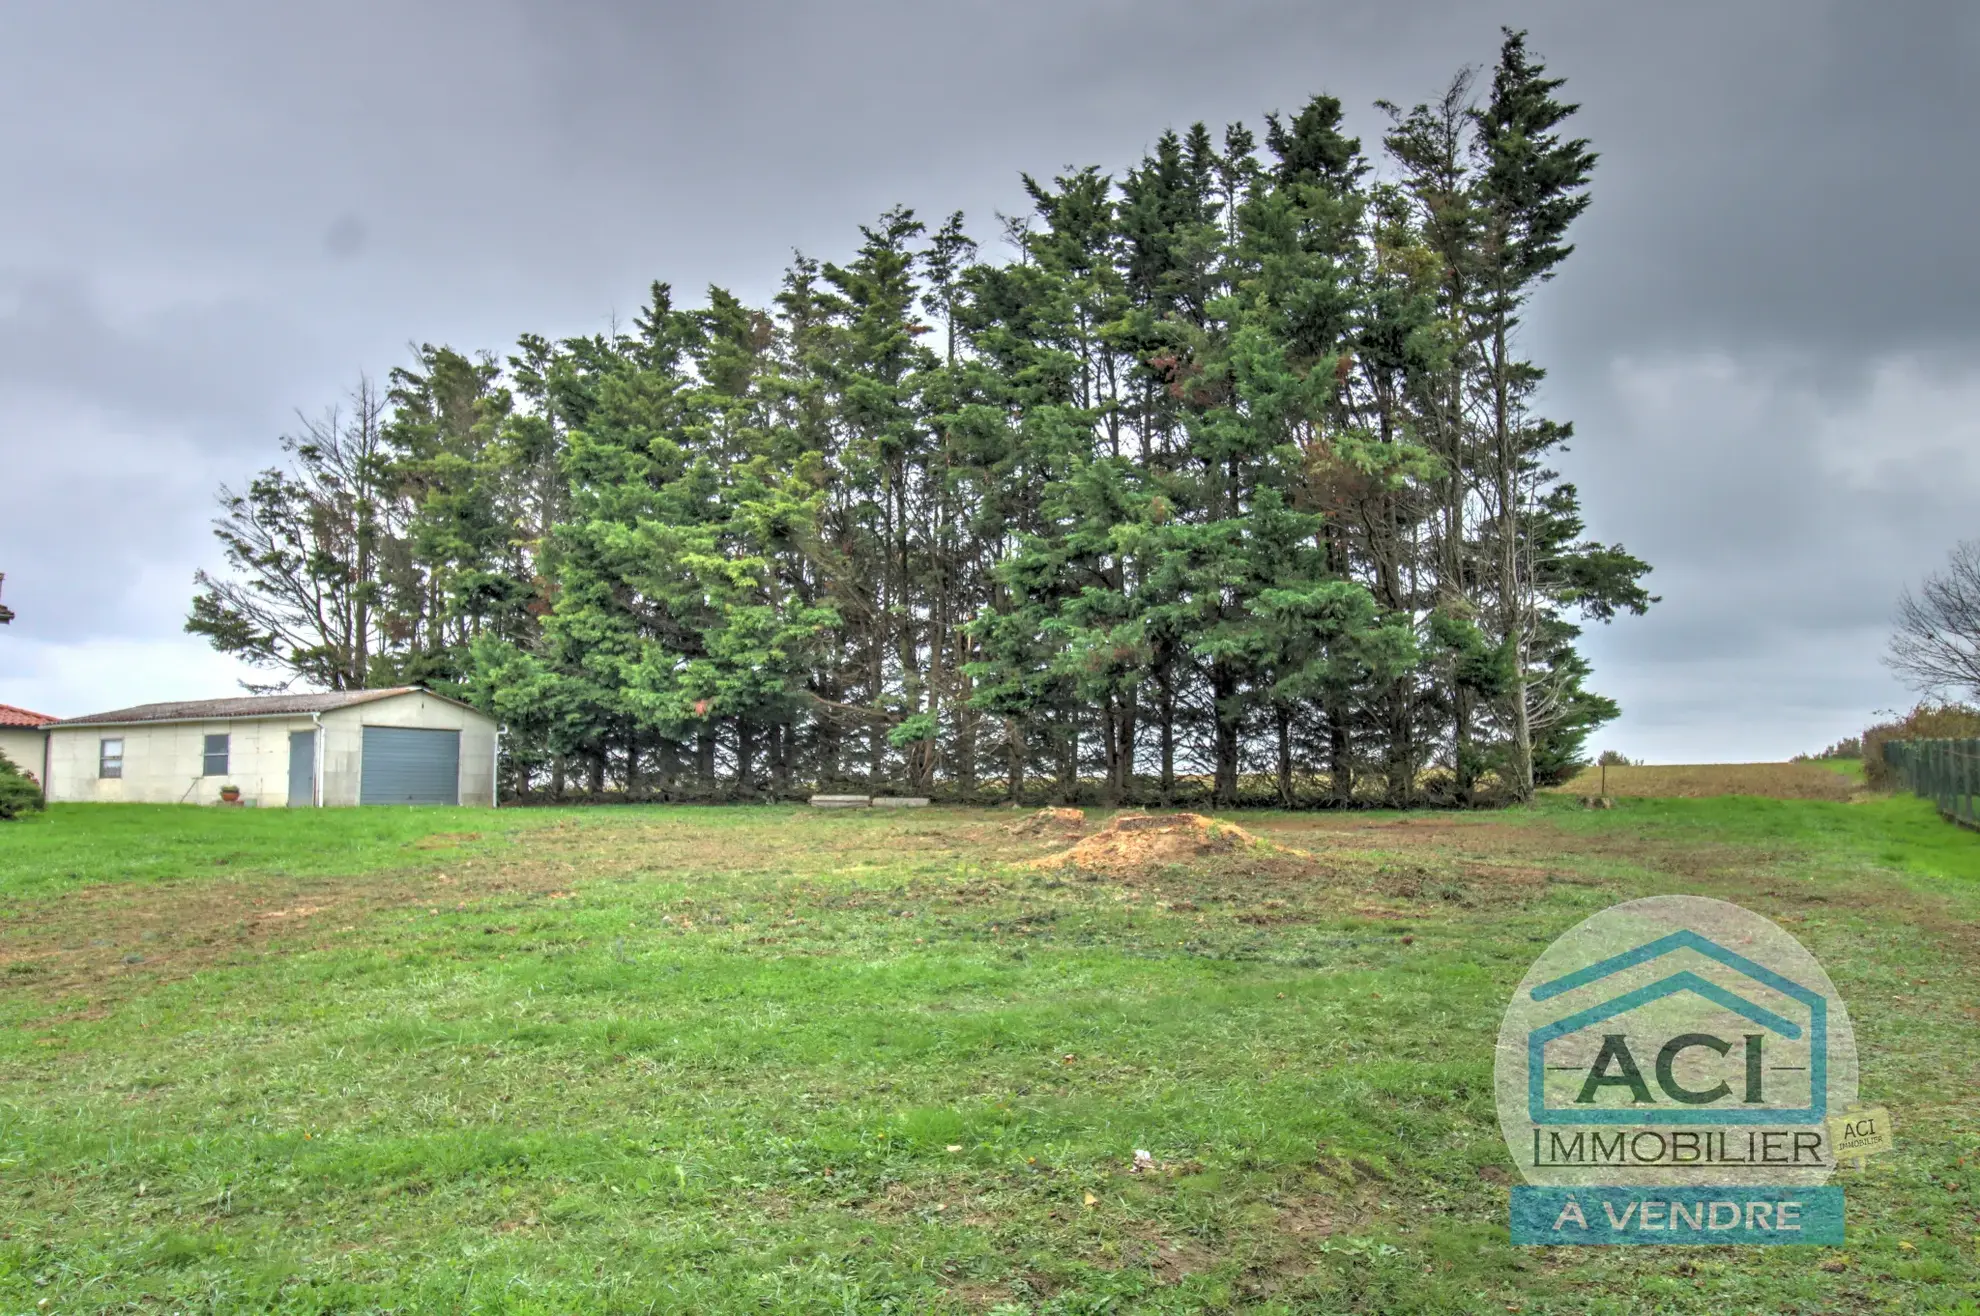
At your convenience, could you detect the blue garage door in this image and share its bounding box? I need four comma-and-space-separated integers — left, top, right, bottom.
359, 726, 460, 805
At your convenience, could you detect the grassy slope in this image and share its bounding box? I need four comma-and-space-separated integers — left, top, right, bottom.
0, 798, 1974, 1314
1548, 761, 1868, 801
0, 804, 564, 896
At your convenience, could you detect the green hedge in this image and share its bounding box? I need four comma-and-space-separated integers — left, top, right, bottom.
0, 749, 43, 820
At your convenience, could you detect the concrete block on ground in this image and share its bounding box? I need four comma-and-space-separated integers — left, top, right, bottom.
809, 794, 872, 808
871, 796, 930, 808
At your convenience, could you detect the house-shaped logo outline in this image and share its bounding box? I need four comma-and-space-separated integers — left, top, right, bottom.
1525, 929, 1828, 1126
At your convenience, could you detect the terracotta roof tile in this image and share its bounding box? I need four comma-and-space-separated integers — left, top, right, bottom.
0, 703, 59, 729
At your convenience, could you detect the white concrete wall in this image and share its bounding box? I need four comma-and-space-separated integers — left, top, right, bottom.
45, 717, 317, 806
319, 692, 496, 807
41, 692, 496, 807
0, 727, 47, 782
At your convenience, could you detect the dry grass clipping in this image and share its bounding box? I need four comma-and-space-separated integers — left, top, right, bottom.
1030, 812, 1293, 872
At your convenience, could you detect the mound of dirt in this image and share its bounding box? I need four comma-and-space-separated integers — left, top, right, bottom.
1031, 812, 1276, 871
1008, 807, 1088, 835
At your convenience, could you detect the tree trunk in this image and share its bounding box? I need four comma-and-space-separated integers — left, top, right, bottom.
868, 632, 887, 790
1494, 319, 1534, 801
736, 719, 756, 796
1114, 691, 1137, 803
1276, 704, 1295, 808
1158, 666, 1176, 806
1212, 662, 1240, 807
658, 739, 680, 799
1454, 686, 1476, 806
1385, 686, 1413, 808
770, 722, 790, 797
1327, 698, 1353, 806
1100, 701, 1121, 806
696, 726, 717, 787
955, 661, 977, 794
817, 679, 842, 786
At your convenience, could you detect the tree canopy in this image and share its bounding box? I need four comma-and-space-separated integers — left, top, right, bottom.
189, 30, 1652, 806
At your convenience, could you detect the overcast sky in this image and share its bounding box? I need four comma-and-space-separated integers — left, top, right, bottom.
2, 0, 1973, 761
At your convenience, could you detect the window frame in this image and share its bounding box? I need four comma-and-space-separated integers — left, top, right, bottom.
99, 737, 124, 780
202, 732, 230, 778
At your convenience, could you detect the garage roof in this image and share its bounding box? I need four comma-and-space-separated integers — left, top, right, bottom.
48, 686, 478, 728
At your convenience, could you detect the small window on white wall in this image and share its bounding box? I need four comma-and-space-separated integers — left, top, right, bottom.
203, 733, 230, 776
99, 738, 124, 779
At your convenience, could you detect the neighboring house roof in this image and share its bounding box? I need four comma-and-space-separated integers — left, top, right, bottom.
47, 686, 483, 728
0, 703, 59, 729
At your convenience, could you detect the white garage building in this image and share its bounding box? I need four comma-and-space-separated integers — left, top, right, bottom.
44, 687, 497, 807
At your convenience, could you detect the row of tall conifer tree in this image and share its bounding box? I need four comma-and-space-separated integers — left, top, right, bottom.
189, 30, 1653, 807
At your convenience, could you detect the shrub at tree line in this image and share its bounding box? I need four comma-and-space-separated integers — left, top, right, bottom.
0, 752, 43, 821
1861, 703, 1980, 791
187, 31, 1652, 808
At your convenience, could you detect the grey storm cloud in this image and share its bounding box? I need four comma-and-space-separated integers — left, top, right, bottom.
0, 273, 304, 429
0, 0, 1975, 753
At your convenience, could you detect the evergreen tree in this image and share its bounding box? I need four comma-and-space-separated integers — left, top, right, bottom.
1471, 27, 1601, 799
191, 36, 1651, 806
186, 380, 394, 691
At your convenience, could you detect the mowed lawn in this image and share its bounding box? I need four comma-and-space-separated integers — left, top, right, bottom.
0, 788, 1976, 1314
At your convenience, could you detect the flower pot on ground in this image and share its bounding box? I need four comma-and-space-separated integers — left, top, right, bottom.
219, 785, 241, 803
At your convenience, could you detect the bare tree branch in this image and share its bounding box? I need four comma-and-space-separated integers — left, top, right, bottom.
1886, 539, 1980, 699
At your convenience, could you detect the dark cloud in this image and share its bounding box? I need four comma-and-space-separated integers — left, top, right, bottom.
0, 272, 306, 429
0, 269, 328, 651
0, 0, 1974, 750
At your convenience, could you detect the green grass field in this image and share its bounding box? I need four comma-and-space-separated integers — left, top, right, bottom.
0, 791, 1976, 1313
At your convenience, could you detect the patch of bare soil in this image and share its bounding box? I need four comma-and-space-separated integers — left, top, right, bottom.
1274, 1196, 1348, 1239
1145, 1236, 1222, 1283
1031, 812, 1302, 874
411, 831, 483, 848
945, 1282, 1017, 1312
1007, 807, 1088, 836
0, 850, 573, 1002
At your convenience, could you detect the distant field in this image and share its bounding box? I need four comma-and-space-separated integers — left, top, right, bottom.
1549, 760, 1866, 801
0, 794, 1975, 1312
